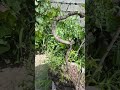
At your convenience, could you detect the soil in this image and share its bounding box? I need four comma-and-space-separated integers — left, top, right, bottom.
48, 62, 85, 90
0, 54, 48, 90
48, 69, 75, 90
0, 67, 26, 90
0, 54, 85, 90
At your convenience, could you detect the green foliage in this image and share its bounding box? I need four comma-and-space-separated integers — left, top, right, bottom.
0, 10, 16, 54
35, 64, 51, 90
86, 0, 120, 89
35, 0, 60, 52
35, 0, 85, 79
0, 0, 34, 58
47, 52, 64, 71
86, 0, 119, 32
86, 57, 120, 90
56, 16, 85, 40
46, 15, 85, 70
0, 0, 34, 89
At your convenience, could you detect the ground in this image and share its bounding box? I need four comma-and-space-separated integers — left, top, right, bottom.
0, 54, 49, 90
0, 67, 26, 90
35, 54, 51, 90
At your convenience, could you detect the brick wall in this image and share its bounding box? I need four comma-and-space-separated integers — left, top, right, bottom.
50, 0, 85, 27
50, 0, 85, 12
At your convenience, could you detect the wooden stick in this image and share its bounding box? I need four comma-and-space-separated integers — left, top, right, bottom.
99, 27, 120, 66
55, 11, 85, 21
52, 21, 72, 45
93, 27, 120, 77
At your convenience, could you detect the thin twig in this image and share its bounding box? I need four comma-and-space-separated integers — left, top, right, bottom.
77, 38, 85, 55
65, 44, 73, 71
55, 11, 85, 21
93, 27, 120, 77
76, 39, 85, 90
99, 27, 120, 66
52, 21, 72, 45
76, 70, 84, 89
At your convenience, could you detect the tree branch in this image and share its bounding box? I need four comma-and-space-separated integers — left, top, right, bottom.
52, 11, 85, 45
55, 11, 85, 21
99, 27, 120, 66
51, 11, 85, 73
52, 21, 73, 45
93, 27, 120, 77
77, 38, 85, 55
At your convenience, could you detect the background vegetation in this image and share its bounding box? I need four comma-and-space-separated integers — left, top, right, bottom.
0, 0, 34, 67
86, 0, 120, 89
0, 0, 34, 89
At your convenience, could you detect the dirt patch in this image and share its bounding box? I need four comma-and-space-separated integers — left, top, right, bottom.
0, 67, 26, 90
0, 54, 49, 90
35, 54, 48, 67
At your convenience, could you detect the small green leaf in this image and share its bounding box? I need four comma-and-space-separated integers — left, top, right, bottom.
0, 44, 10, 54
0, 25, 12, 38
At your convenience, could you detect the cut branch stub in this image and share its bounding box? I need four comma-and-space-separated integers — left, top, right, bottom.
99, 27, 120, 66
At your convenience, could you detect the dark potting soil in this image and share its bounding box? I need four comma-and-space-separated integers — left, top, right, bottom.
48, 68, 76, 90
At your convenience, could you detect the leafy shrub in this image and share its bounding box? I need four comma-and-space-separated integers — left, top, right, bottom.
35, 0, 85, 73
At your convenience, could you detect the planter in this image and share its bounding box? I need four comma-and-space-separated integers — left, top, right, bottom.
48, 68, 75, 90
52, 82, 99, 90
52, 81, 75, 90
86, 86, 99, 90
48, 62, 85, 90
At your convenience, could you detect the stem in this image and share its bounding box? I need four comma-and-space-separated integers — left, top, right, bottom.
51, 11, 85, 72
55, 11, 85, 21
93, 27, 120, 77
99, 27, 120, 66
